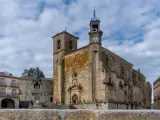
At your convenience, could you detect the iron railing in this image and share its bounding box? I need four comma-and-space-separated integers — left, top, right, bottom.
0, 92, 18, 98
10, 82, 18, 88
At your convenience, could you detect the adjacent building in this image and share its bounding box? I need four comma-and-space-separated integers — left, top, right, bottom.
52, 11, 152, 109
0, 72, 19, 108
153, 77, 160, 109
0, 72, 53, 108
19, 76, 53, 108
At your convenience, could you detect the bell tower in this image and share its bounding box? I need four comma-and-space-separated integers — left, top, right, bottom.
88, 8, 103, 102
89, 9, 103, 45
52, 31, 79, 105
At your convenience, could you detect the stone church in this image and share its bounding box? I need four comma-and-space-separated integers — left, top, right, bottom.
52, 10, 152, 109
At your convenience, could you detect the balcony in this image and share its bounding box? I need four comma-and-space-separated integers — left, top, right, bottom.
0, 92, 18, 98
6, 93, 19, 98
9, 83, 18, 88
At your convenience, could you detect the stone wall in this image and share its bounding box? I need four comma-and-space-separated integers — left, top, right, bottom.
0, 109, 160, 120
64, 47, 91, 104
73, 102, 141, 109
100, 48, 152, 109
153, 78, 160, 109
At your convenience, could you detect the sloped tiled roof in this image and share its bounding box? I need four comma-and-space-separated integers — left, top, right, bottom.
52, 31, 79, 39
20, 75, 52, 81
0, 72, 19, 79
0, 72, 53, 81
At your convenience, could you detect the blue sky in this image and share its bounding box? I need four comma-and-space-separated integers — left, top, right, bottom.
0, 0, 160, 88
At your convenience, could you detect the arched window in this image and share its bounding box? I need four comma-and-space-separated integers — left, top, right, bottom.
72, 94, 78, 104
69, 40, 72, 50
57, 40, 61, 49
74, 72, 77, 77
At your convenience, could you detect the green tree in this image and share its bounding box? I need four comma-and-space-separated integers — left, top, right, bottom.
9, 73, 12, 76
22, 68, 37, 77
22, 67, 45, 89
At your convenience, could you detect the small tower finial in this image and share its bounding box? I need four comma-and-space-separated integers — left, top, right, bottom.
93, 6, 96, 17
91, 6, 99, 21
65, 26, 67, 32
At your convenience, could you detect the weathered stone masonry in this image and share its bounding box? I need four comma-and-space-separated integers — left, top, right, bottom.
52, 11, 152, 109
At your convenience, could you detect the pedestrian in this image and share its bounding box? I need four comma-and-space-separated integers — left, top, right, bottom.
31, 100, 33, 108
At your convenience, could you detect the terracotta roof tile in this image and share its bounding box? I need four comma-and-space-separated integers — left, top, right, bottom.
0, 72, 19, 79
0, 72, 53, 80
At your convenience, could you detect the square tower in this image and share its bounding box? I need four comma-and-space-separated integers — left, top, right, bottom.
52, 31, 79, 104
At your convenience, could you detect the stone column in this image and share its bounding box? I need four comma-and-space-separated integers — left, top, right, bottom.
58, 62, 62, 104
88, 46, 93, 102
93, 51, 97, 100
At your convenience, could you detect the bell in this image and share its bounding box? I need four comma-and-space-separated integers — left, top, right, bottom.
92, 28, 97, 32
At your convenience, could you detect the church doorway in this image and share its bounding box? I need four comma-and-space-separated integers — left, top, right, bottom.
72, 94, 78, 104
1, 99, 15, 108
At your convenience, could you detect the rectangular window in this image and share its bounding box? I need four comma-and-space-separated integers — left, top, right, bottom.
12, 89, 16, 93
11, 80, 17, 87
49, 90, 53, 95
57, 40, 61, 49
0, 88, 6, 97
12, 89, 17, 97
0, 78, 5, 86
92, 25, 98, 32
69, 40, 72, 50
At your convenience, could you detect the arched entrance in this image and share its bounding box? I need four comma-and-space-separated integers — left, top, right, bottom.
1, 99, 15, 108
72, 94, 78, 104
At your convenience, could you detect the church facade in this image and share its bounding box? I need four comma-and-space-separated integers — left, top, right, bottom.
52, 11, 152, 109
